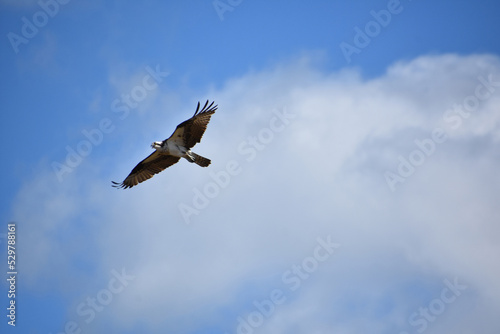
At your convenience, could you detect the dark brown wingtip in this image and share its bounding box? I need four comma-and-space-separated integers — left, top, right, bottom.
194, 101, 201, 115
202, 100, 209, 111
194, 100, 217, 116
200, 100, 217, 114
111, 181, 129, 189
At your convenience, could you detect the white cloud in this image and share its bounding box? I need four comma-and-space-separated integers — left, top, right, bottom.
12, 53, 500, 333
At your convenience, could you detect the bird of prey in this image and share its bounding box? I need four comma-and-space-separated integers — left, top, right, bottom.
112, 100, 217, 189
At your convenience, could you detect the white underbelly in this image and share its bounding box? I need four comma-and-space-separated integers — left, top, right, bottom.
166, 141, 187, 157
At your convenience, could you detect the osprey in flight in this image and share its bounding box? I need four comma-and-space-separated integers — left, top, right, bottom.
112, 100, 217, 189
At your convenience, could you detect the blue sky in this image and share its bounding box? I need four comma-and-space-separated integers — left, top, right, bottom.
1, 0, 500, 333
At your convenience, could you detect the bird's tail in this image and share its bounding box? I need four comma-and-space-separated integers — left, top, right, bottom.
189, 152, 211, 167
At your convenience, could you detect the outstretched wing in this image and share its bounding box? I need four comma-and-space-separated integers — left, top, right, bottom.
112, 151, 180, 189
166, 100, 217, 149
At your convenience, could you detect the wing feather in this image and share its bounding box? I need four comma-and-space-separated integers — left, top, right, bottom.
112, 151, 180, 189
166, 100, 217, 149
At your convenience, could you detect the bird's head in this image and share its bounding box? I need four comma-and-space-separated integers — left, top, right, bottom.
151, 141, 162, 149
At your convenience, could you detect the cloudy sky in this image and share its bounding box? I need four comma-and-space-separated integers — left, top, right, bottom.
1, 0, 500, 333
